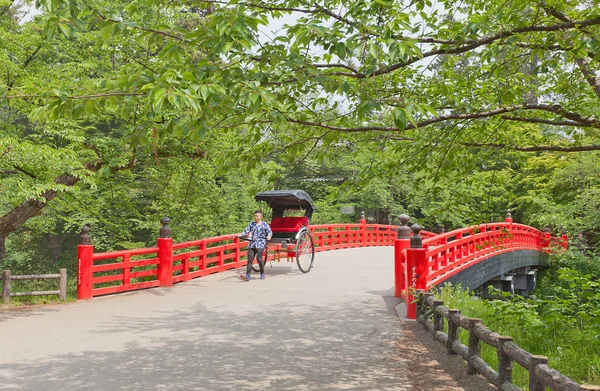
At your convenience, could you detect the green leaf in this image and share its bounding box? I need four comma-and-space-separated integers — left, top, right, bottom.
394, 108, 406, 130
335, 42, 346, 59
200, 85, 209, 100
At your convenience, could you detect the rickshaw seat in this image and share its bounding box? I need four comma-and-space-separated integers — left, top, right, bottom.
270, 217, 309, 232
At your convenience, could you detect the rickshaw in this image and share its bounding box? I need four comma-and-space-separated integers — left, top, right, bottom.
241, 190, 316, 273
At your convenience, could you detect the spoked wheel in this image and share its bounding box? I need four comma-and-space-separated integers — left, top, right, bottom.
252, 248, 270, 273
296, 230, 315, 273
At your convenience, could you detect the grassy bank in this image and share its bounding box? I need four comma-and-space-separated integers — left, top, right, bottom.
433, 251, 600, 388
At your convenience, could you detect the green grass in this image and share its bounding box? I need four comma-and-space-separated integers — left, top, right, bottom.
433, 283, 600, 389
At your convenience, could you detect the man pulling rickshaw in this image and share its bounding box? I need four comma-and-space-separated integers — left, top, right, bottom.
239, 190, 316, 280
239, 210, 272, 281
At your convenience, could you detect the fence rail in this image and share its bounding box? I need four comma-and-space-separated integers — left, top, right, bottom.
416, 292, 600, 391
1, 269, 67, 304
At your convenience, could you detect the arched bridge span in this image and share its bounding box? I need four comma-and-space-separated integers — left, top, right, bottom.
76, 214, 566, 321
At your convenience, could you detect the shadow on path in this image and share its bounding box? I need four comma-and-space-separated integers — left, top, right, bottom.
0, 295, 409, 391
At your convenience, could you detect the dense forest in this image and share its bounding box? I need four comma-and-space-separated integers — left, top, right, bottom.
1, 0, 599, 276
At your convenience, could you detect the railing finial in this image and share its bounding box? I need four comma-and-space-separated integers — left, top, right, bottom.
440, 224, 445, 234
80, 225, 91, 245
506, 209, 512, 219
543, 225, 550, 233
160, 217, 172, 238
360, 211, 365, 221
410, 224, 422, 248
397, 214, 411, 239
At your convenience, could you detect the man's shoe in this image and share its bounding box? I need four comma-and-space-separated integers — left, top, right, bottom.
239, 274, 250, 281
260, 274, 265, 280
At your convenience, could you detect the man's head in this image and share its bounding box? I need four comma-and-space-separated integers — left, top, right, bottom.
253, 210, 263, 223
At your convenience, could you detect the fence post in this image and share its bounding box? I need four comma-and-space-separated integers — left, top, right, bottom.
360, 211, 366, 245
561, 229, 569, 250
77, 226, 94, 300
394, 214, 411, 298
157, 217, 174, 287
419, 291, 433, 323
432, 299, 444, 336
405, 224, 427, 319
467, 318, 482, 375
497, 336, 514, 390
59, 268, 67, 301
528, 355, 548, 391
2, 270, 11, 304
447, 309, 460, 354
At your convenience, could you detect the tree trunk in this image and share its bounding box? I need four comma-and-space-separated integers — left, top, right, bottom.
0, 173, 80, 262
46, 234, 63, 263
0, 236, 5, 264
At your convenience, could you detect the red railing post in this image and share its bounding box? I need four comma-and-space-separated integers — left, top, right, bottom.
360, 212, 367, 245
561, 230, 569, 250
199, 241, 207, 271
233, 236, 241, 263
505, 209, 513, 224
394, 214, 411, 298
543, 226, 551, 250
405, 224, 427, 320
157, 217, 174, 287
77, 226, 94, 300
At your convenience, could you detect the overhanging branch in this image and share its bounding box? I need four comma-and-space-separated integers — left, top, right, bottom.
285, 103, 600, 132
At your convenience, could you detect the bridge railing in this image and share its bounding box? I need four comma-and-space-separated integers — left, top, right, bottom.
395, 216, 567, 320
77, 216, 435, 300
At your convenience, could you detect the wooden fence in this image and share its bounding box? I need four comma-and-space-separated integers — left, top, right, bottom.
1, 269, 67, 304
416, 292, 600, 391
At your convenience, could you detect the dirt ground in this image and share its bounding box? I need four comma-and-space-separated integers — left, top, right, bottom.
399, 319, 496, 391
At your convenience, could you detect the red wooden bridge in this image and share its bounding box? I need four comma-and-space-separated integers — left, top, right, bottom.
1, 213, 581, 391
76, 212, 568, 321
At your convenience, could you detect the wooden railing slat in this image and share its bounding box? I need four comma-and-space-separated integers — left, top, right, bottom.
417, 294, 585, 391
1, 269, 67, 304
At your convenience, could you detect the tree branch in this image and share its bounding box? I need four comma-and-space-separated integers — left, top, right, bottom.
96, 13, 189, 43
11, 165, 38, 179
347, 17, 600, 79
461, 143, 600, 152
501, 116, 594, 127
286, 103, 600, 132
4, 92, 145, 100
541, 5, 600, 98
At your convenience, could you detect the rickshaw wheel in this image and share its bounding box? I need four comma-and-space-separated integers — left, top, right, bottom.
296, 231, 315, 273
252, 248, 269, 273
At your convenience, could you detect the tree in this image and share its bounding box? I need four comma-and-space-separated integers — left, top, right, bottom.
3, 0, 600, 263
9, 0, 599, 152
0, 4, 138, 260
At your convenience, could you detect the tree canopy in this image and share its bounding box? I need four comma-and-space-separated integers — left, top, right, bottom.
8, 0, 599, 151
1, 0, 600, 265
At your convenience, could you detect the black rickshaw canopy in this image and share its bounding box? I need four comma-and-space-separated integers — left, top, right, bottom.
255, 190, 316, 219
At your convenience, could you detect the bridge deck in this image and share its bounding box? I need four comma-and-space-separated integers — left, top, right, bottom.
0, 247, 489, 391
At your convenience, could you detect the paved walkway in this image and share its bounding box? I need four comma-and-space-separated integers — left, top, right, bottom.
0, 247, 493, 391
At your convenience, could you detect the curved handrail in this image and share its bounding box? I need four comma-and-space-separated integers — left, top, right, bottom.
77, 220, 564, 301
396, 222, 566, 320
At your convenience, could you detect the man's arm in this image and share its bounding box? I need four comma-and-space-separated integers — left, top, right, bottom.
266, 224, 273, 240
241, 222, 253, 237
